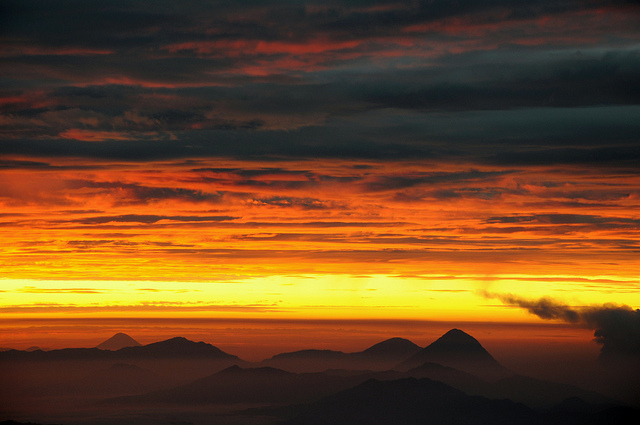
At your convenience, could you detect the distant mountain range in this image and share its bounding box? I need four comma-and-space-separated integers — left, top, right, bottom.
282, 377, 637, 425
261, 337, 422, 372
0, 336, 240, 361
96, 329, 613, 410
261, 328, 510, 380
283, 377, 538, 425
110, 365, 365, 405
2, 328, 636, 424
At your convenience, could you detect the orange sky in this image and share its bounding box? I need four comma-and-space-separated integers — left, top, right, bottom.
1, 158, 639, 324
1, 1, 639, 349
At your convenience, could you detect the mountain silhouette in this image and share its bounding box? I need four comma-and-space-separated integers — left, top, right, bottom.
0, 336, 240, 362
282, 376, 639, 425
356, 337, 421, 361
116, 337, 241, 360
283, 377, 539, 425
405, 361, 489, 395
267, 349, 346, 361
396, 329, 511, 381
96, 333, 141, 351
110, 365, 363, 405
25, 346, 43, 352
488, 374, 615, 409
403, 362, 613, 409
261, 349, 348, 372
262, 337, 421, 372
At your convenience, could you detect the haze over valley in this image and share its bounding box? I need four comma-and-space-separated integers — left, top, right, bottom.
1, 328, 638, 425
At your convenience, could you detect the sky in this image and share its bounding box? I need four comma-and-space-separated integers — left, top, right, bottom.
1, 0, 640, 349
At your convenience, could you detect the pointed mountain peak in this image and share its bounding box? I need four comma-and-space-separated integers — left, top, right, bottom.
421, 328, 493, 358
396, 329, 511, 381
96, 333, 141, 351
432, 329, 482, 347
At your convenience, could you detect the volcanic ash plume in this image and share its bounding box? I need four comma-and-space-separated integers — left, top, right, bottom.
480, 291, 640, 363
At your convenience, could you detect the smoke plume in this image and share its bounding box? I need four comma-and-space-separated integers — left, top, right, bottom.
481, 291, 640, 363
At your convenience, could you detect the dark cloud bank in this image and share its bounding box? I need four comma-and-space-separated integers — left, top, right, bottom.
1, 0, 639, 164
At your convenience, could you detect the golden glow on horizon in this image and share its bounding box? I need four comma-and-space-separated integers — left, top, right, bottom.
2, 274, 638, 321
1, 158, 639, 321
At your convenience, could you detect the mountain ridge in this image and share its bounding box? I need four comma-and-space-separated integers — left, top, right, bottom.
396, 328, 512, 381
0, 336, 241, 361
261, 337, 422, 372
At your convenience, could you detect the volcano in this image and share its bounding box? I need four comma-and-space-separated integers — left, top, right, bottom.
396, 329, 511, 381
96, 333, 142, 351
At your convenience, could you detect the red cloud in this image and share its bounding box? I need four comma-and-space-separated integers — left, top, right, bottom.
58, 129, 134, 142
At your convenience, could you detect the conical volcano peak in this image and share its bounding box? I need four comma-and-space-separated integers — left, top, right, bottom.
96, 333, 141, 351
423, 329, 494, 360
443, 328, 473, 338
395, 328, 512, 381
432, 329, 482, 347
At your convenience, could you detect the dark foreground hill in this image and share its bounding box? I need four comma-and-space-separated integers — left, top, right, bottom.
109, 365, 404, 406
0, 421, 63, 425
282, 377, 640, 425
283, 377, 538, 425
64, 363, 170, 396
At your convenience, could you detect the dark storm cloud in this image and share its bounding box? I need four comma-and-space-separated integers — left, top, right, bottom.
318, 0, 632, 36
486, 146, 640, 167
1, 104, 638, 163
1, 103, 639, 165
1, 0, 639, 164
361, 50, 640, 110
482, 292, 640, 362
3, 0, 190, 49
6, 48, 640, 116
4, 1, 616, 47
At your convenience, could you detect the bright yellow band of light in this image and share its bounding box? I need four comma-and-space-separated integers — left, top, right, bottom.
2, 274, 638, 321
